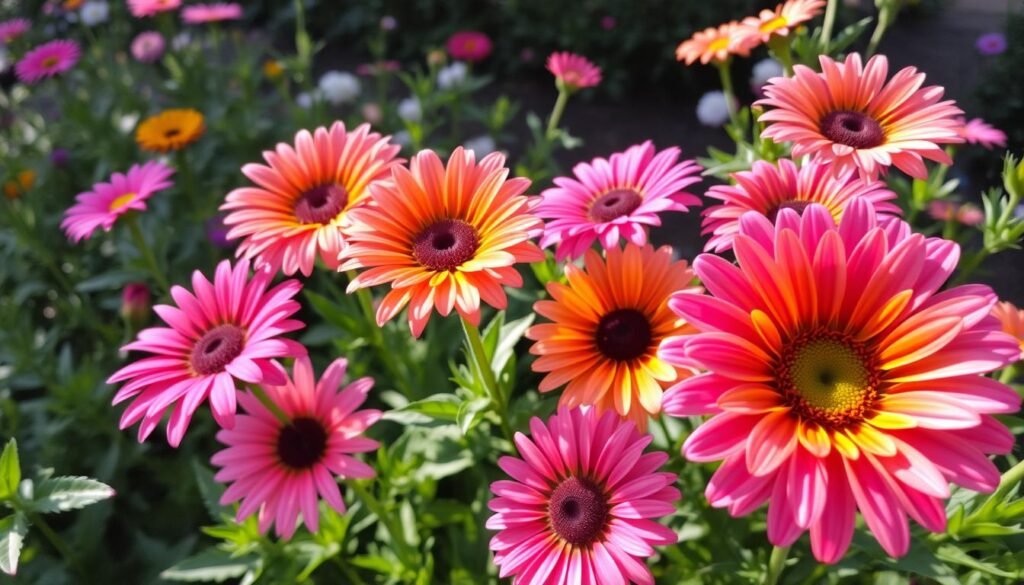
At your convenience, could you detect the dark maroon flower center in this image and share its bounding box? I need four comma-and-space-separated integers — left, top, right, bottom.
595, 309, 652, 361
294, 183, 349, 225
190, 324, 245, 375
411, 219, 480, 271
548, 477, 609, 546
819, 110, 885, 149
767, 200, 814, 222
277, 417, 328, 469
164, 128, 181, 139
589, 188, 643, 223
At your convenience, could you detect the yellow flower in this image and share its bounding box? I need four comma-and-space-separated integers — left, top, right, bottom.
263, 59, 284, 80
135, 109, 206, 152
17, 170, 35, 190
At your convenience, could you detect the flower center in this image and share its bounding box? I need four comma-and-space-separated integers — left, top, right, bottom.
548, 477, 609, 546
760, 16, 789, 33
41, 56, 60, 69
777, 331, 880, 429
293, 183, 349, 225
708, 37, 730, 52
277, 417, 329, 470
767, 199, 813, 222
411, 219, 480, 272
589, 188, 643, 223
595, 308, 652, 362
164, 128, 181, 139
190, 324, 246, 375
819, 110, 885, 149
109, 192, 137, 212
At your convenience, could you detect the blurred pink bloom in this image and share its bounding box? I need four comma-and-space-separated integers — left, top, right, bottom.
131, 31, 165, 63
0, 18, 30, 44
355, 60, 400, 76
121, 283, 151, 324
15, 39, 80, 84
546, 51, 602, 91
446, 30, 492, 62
601, 15, 616, 30
976, 32, 1007, 55
957, 117, 1007, 150
929, 200, 984, 226
182, 2, 243, 24
127, 0, 181, 18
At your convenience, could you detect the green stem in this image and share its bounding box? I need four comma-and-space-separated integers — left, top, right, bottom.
28, 512, 85, 579
175, 150, 200, 218
982, 459, 1024, 514
866, 6, 892, 57
125, 213, 170, 295
348, 480, 417, 569
460, 316, 515, 443
820, 0, 839, 53
545, 88, 570, 140
249, 384, 291, 425
715, 60, 740, 128
768, 36, 795, 77
951, 248, 990, 286
764, 545, 791, 585
347, 272, 416, 398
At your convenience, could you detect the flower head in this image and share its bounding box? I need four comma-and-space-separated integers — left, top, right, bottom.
339, 148, 544, 337
750, 58, 784, 94
182, 2, 242, 23
991, 301, 1024, 356
121, 282, 151, 324
537, 141, 702, 261
927, 200, 984, 226
957, 117, 1007, 150
127, 0, 181, 17
80, 1, 110, 26
696, 90, 735, 127
446, 30, 492, 62
131, 31, 165, 63
317, 71, 361, 104
15, 40, 81, 84
758, 54, 964, 180
488, 407, 679, 585
213, 356, 380, 539
221, 122, 401, 276
437, 61, 468, 89
976, 32, 1007, 56
546, 51, 602, 92
528, 244, 699, 429
702, 158, 900, 252
660, 199, 1021, 563
61, 161, 175, 242
736, 0, 825, 46
0, 18, 30, 44
676, 21, 755, 66
136, 108, 205, 152
108, 260, 307, 446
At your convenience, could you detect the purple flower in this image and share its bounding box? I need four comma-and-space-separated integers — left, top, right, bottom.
50, 148, 70, 167
976, 32, 1007, 56
205, 214, 232, 249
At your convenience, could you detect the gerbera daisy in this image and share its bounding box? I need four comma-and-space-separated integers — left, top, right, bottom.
991, 301, 1024, 356
736, 0, 826, 46
131, 31, 165, 63
182, 2, 242, 24
339, 147, 544, 337
135, 108, 205, 152
61, 161, 175, 243
675, 22, 755, 66
956, 117, 1007, 150
488, 407, 679, 585
15, 40, 80, 84
221, 122, 401, 277
527, 244, 698, 429
757, 53, 964, 180
0, 18, 30, 44
659, 199, 1021, 563
108, 259, 307, 447
701, 158, 900, 252
547, 51, 602, 92
446, 30, 492, 62
537, 141, 702, 261
127, 0, 181, 17
212, 355, 380, 539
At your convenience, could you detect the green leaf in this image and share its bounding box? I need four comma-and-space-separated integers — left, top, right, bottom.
0, 514, 27, 575
456, 397, 491, 435
192, 460, 229, 520
29, 476, 115, 514
383, 394, 461, 424
0, 439, 19, 500
494, 314, 534, 375
956, 522, 1024, 539
160, 547, 258, 582
935, 544, 1019, 578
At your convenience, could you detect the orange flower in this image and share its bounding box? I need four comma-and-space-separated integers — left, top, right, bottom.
135, 109, 206, 152
676, 21, 756, 66
992, 301, 1024, 356
527, 244, 699, 429
736, 0, 826, 47
339, 148, 544, 337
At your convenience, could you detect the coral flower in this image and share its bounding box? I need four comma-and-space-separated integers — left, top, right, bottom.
127, 0, 181, 17
15, 40, 80, 84
212, 356, 380, 539
488, 407, 679, 585
339, 147, 544, 337
546, 51, 602, 91
737, 0, 826, 46
537, 141, 702, 261
659, 199, 1021, 563
757, 53, 964, 180
0, 18, 30, 44
61, 161, 175, 243
528, 244, 698, 428
676, 22, 755, 66
991, 301, 1024, 356
221, 122, 401, 277
956, 117, 1007, 150
446, 30, 492, 62
702, 158, 900, 252
108, 260, 307, 447
182, 2, 242, 23
135, 108, 206, 152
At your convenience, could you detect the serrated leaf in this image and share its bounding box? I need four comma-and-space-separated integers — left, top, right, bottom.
0, 514, 27, 575
192, 460, 229, 520
160, 547, 258, 582
30, 476, 115, 513
0, 439, 19, 500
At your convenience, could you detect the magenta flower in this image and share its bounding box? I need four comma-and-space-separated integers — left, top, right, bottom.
956, 117, 1007, 150
127, 0, 182, 18
131, 31, 165, 63
446, 30, 492, 62
0, 18, 30, 44
976, 32, 1007, 55
15, 40, 80, 84
182, 2, 243, 24
61, 161, 174, 243
546, 51, 602, 92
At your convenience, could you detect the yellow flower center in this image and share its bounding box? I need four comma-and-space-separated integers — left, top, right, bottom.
760, 16, 789, 33
109, 192, 137, 211
708, 37, 730, 52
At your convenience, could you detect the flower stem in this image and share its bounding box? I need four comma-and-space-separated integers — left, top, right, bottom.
820, 0, 839, 53
29, 512, 85, 579
982, 459, 1024, 514
867, 5, 894, 57
460, 316, 515, 443
545, 88, 570, 140
951, 248, 990, 286
764, 545, 791, 585
715, 60, 740, 128
346, 271, 416, 398
175, 150, 200, 217
125, 213, 170, 295
249, 384, 291, 425
768, 36, 795, 77
348, 480, 418, 569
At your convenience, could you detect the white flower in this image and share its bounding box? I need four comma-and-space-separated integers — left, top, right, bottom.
462, 135, 496, 156
172, 32, 192, 51
117, 112, 140, 134
437, 62, 469, 90
296, 91, 322, 110
80, 1, 110, 26
397, 97, 422, 123
696, 91, 735, 127
750, 58, 784, 91
393, 130, 412, 147
318, 71, 361, 105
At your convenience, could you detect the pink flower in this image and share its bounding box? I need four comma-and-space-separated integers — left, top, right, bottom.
61, 161, 175, 242
928, 200, 984, 226
957, 117, 1007, 150
0, 18, 30, 44
488, 407, 679, 585
182, 2, 243, 24
355, 60, 400, 76
546, 51, 602, 91
601, 16, 616, 30
130, 31, 165, 63
446, 30, 492, 62
537, 141, 702, 261
15, 40, 80, 84
212, 356, 380, 539
108, 259, 307, 447
121, 283, 151, 324
659, 199, 1020, 563
127, 0, 181, 17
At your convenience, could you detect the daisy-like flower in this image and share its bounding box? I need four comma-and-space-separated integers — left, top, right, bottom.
61, 161, 175, 243
537, 141, 702, 261
108, 260, 307, 447
212, 356, 380, 539
131, 31, 165, 63
702, 158, 900, 252
339, 147, 544, 337
127, 0, 181, 17
446, 30, 492, 62
736, 0, 826, 47
181, 2, 242, 23
135, 108, 205, 152
15, 39, 80, 84
927, 200, 984, 226
991, 301, 1024, 356
0, 18, 30, 44
659, 199, 1021, 563
757, 54, 964, 180
675, 21, 755, 66
528, 244, 698, 429
488, 407, 679, 585
957, 117, 1007, 150
221, 122, 401, 277
546, 51, 602, 92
